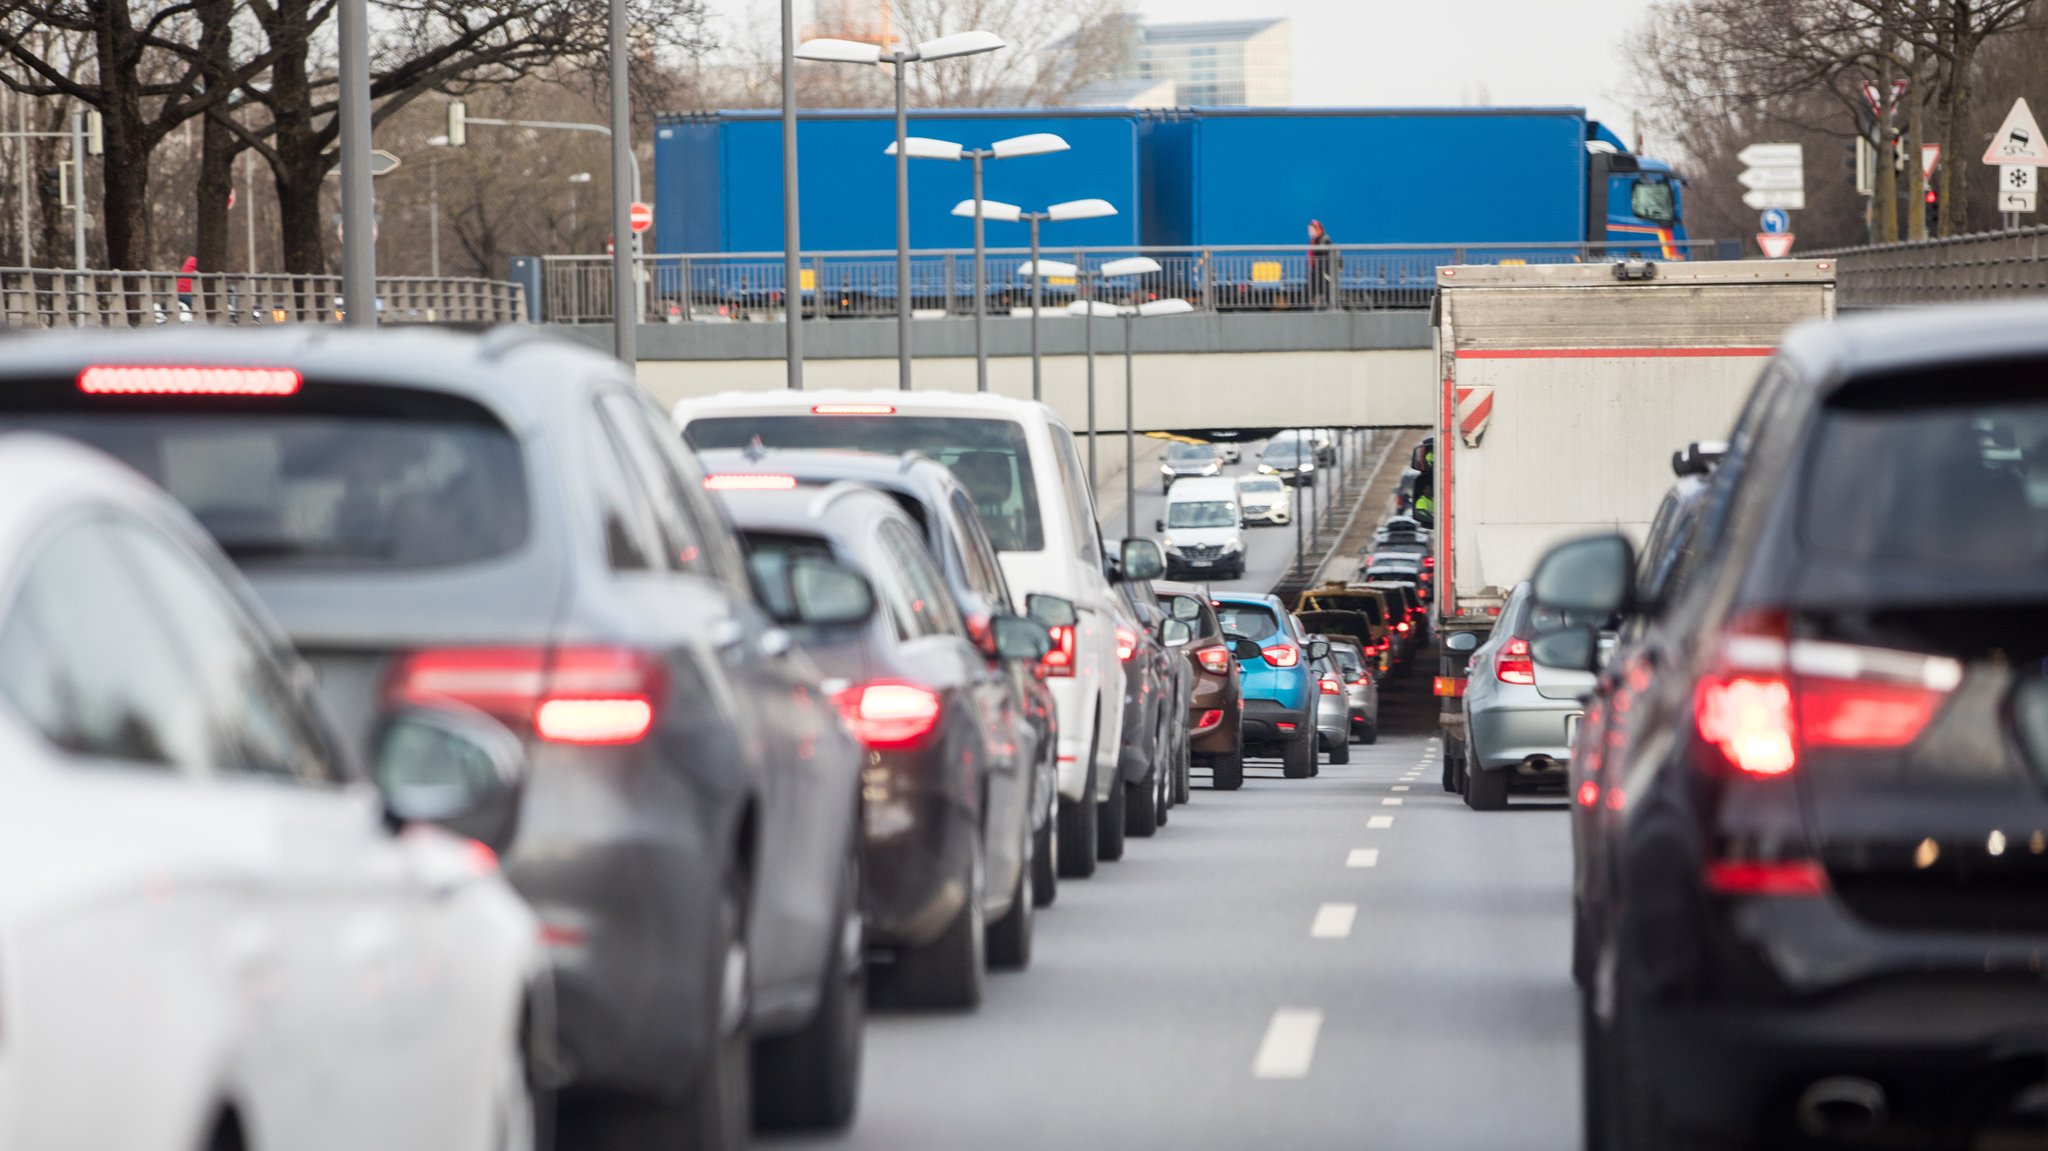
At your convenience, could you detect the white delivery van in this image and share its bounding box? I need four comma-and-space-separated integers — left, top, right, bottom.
1155, 475, 1247, 580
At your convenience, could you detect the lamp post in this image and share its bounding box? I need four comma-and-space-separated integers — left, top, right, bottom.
567, 171, 593, 242
954, 197, 1116, 401
1024, 255, 1161, 484
1113, 298, 1196, 537
892, 132, 1069, 392
337, 0, 375, 326
796, 32, 1005, 391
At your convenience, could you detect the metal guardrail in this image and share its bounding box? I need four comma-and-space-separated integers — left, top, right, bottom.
1811, 225, 2048, 309
539, 241, 1729, 324
0, 270, 530, 329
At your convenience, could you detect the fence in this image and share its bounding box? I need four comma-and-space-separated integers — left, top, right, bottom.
538, 240, 1732, 324
0, 269, 530, 329
1815, 225, 2048, 309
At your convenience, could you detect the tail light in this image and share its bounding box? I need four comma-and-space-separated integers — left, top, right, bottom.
1261, 643, 1300, 668
812, 403, 895, 415
1349, 673, 1370, 685
1423, 556, 1435, 568
1395, 621, 1411, 634
1196, 646, 1233, 675
1692, 610, 1961, 777
1496, 637, 1536, 686
79, 365, 301, 396
1318, 678, 1342, 695
387, 646, 664, 745
1434, 676, 1467, 697
1116, 627, 1140, 662
1042, 624, 1077, 677
833, 682, 943, 749
1704, 859, 1829, 896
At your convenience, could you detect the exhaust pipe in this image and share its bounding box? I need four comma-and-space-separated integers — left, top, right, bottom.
1796, 1077, 1887, 1139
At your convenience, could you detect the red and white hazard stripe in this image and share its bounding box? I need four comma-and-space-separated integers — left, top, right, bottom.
1454, 385, 1494, 447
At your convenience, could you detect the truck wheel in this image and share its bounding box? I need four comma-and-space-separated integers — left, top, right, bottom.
1327, 735, 1350, 765
1464, 762, 1508, 811
1097, 768, 1127, 860
1282, 723, 1315, 779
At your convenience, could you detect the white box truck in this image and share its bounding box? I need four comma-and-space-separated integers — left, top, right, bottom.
1429, 258, 1837, 758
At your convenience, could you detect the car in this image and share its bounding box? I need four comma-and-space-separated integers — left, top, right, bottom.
1156, 475, 1247, 579
1310, 428, 1339, 467
1236, 475, 1292, 525
677, 389, 1136, 877
1308, 643, 1351, 766
1362, 536, 1429, 567
1295, 582, 1395, 667
1155, 580, 1259, 791
0, 434, 540, 1151
711, 477, 1051, 1008
1210, 593, 1327, 779
1324, 636, 1381, 743
1256, 437, 1317, 487
1364, 563, 1430, 610
1454, 581, 1591, 810
1360, 580, 1425, 666
1213, 438, 1244, 465
1106, 543, 1189, 841
1159, 440, 1223, 492
1538, 304, 2048, 1149
0, 331, 870, 1142
692, 446, 1065, 913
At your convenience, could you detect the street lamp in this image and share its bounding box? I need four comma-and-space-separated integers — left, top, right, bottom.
1021, 254, 1161, 483
953, 197, 1116, 401
1109, 297, 1196, 537
797, 31, 1006, 391
567, 171, 593, 242
892, 131, 1070, 392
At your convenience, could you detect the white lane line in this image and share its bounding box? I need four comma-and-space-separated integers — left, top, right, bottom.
1368, 815, 1394, 829
1346, 848, 1380, 868
1392, 785, 1410, 792
1382, 797, 1403, 806
1252, 1009, 1325, 1079
1310, 902, 1358, 938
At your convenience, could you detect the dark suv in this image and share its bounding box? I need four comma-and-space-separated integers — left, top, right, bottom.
1533, 304, 2048, 1149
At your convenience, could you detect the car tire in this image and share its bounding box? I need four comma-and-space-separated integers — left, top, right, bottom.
986, 835, 1033, 971
676, 869, 753, 1151
893, 845, 985, 1010
752, 837, 863, 1131
1464, 758, 1508, 810
1097, 765, 1128, 861
1210, 741, 1245, 791
1282, 721, 1315, 779
1359, 721, 1379, 745
1327, 735, 1350, 765
1442, 738, 1460, 792
1056, 732, 1100, 879
1032, 804, 1058, 907
1126, 767, 1160, 838
1171, 730, 1192, 805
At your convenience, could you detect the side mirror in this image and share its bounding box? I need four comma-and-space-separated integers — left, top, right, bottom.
1228, 636, 1263, 660
1307, 639, 1331, 662
1444, 630, 1481, 654
1155, 518, 1166, 533
1169, 595, 1203, 622
373, 705, 527, 853
1531, 625, 1599, 673
1025, 592, 1078, 628
992, 614, 1052, 661
753, 554, 875, 627
1120, 538, 1165, 582
1530, 533, 1637, 616
1160, 618, 1193, 648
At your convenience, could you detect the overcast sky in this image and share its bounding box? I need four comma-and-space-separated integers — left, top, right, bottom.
699, 0, 1662, 147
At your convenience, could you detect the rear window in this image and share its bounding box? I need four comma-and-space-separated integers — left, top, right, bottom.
1331, 647, 1365, 677
688, 415, 1043, 553
0, 384, 526, 570
1215, 601, 1279, 638
1803, 392, 2048, 573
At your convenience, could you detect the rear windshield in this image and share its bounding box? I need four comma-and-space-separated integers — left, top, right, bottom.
688, 415, 1043, 553
1804, 395, 2048, 574
1214, 602, 1279, 639
1331, 647, 1365, 677
0, 385, 526, 569
1300, 593, 1384, 628
1167, 500, 1236, 529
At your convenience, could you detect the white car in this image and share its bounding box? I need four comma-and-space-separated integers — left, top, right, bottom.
1157, 475, 1247, 579
1236, 475, 1293, 525
677, 389, 1142, 875
0, 434, 540, 1151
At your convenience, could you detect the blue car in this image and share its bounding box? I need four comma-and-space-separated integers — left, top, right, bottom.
1211, 593, 1326, 779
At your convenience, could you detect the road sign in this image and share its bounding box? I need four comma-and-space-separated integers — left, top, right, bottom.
1984, 98, 2048, 166
1737, 143, 1803, 168
1743, 188, 1806, 210
1759, 208, 1790, 234
628, 202, 654, 234
2002, 165, 2038, 194
369, 149, 401, 177
1861, 79, 1909, 119
2002, 190, 2038, 213
1739, 167, 1803, 191
1756, 232, 1796, 259
1921, 144, 1941, 182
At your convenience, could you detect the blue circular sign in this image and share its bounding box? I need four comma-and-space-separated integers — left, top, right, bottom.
1760, 208, 1791, 234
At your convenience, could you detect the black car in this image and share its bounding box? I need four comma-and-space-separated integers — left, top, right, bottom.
1534, 304, 2048, 1149
1105, 543, 1189, 845
714, 479, 1049, 1011
0, 330, 873, 1142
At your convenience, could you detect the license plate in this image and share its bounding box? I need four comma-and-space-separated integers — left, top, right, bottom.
1190, 559, 1214, 568
1566, 713, 1584, 744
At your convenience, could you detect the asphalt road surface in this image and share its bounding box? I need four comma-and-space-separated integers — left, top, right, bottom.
770, 656, 1581, 1151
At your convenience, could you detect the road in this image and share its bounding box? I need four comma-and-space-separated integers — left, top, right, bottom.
771, 658, 1581, 1151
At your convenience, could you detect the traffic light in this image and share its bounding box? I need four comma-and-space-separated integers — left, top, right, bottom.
39, 166, 60, 201
447, 101, 466, 147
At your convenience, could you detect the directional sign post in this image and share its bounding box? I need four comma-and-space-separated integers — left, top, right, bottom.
1738, 142, 1804, 212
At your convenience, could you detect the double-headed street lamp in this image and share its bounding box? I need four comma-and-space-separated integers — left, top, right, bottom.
894, 132, 1070, 392
954, 197, 1116, 401
1021, 255, 1161, 483
796, 32, 1006, 391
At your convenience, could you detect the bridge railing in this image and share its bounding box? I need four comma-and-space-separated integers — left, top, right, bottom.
540, 240, 1732, 324
1808, 225, 2048, 309
0, 269, 529, 329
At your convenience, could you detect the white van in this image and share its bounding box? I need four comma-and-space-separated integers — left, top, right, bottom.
675, 389, 1133, 876
1155, 475, 1247, 580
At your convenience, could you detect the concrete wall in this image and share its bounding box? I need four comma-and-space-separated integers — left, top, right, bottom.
548, 310, 1437, 431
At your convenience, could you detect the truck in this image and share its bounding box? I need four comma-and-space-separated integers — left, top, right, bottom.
1428, 258, 1839, 768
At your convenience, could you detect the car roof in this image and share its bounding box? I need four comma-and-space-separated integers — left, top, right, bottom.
675, 387, 1070, 432
1774, 300, 2048, 394
1211, 591, 1283, 608
713, 481, 909, 541
1166, 476, 1239, 499
697, 446, 963, 501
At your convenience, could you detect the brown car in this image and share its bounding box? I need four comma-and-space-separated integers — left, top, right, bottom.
1153, 579, 1261, 791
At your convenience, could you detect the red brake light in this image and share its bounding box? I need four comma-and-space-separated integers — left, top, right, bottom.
79, 365, 301, 396
1434, 676, 1467, 697
1116, 627, 1139, 662
536, 698, 656, 745
1196, 646, 1233, 675
1318, 678, 1341, 695
704, 473, 797, 491
1696, 674, 1796, 775
1042, 624, 1077, 677
1496, 637, 1536, 686
1395, 622, 1411, 634
1576, 780, 1600, 807
1423, 556, 1435, 567
1194, 708, 1225, 730
387, 646, 663, 745
1261, 643, 1299, 668
812, 403, 894, 415
1704, 859, 1829, 896
833, 681, 943, 749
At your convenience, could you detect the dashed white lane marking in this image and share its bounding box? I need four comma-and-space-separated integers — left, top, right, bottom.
1311, 903, 1358, 938
1392, 785, 1410, 791
1367, 815, 1394, 829
1346, 848, 1380, 868
1252, 1009, 1325, 1079
1382, 797, 1403, 806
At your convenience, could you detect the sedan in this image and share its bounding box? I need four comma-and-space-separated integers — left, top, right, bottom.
1458, 581, 1590, 809
1236, 475, 1293, 525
